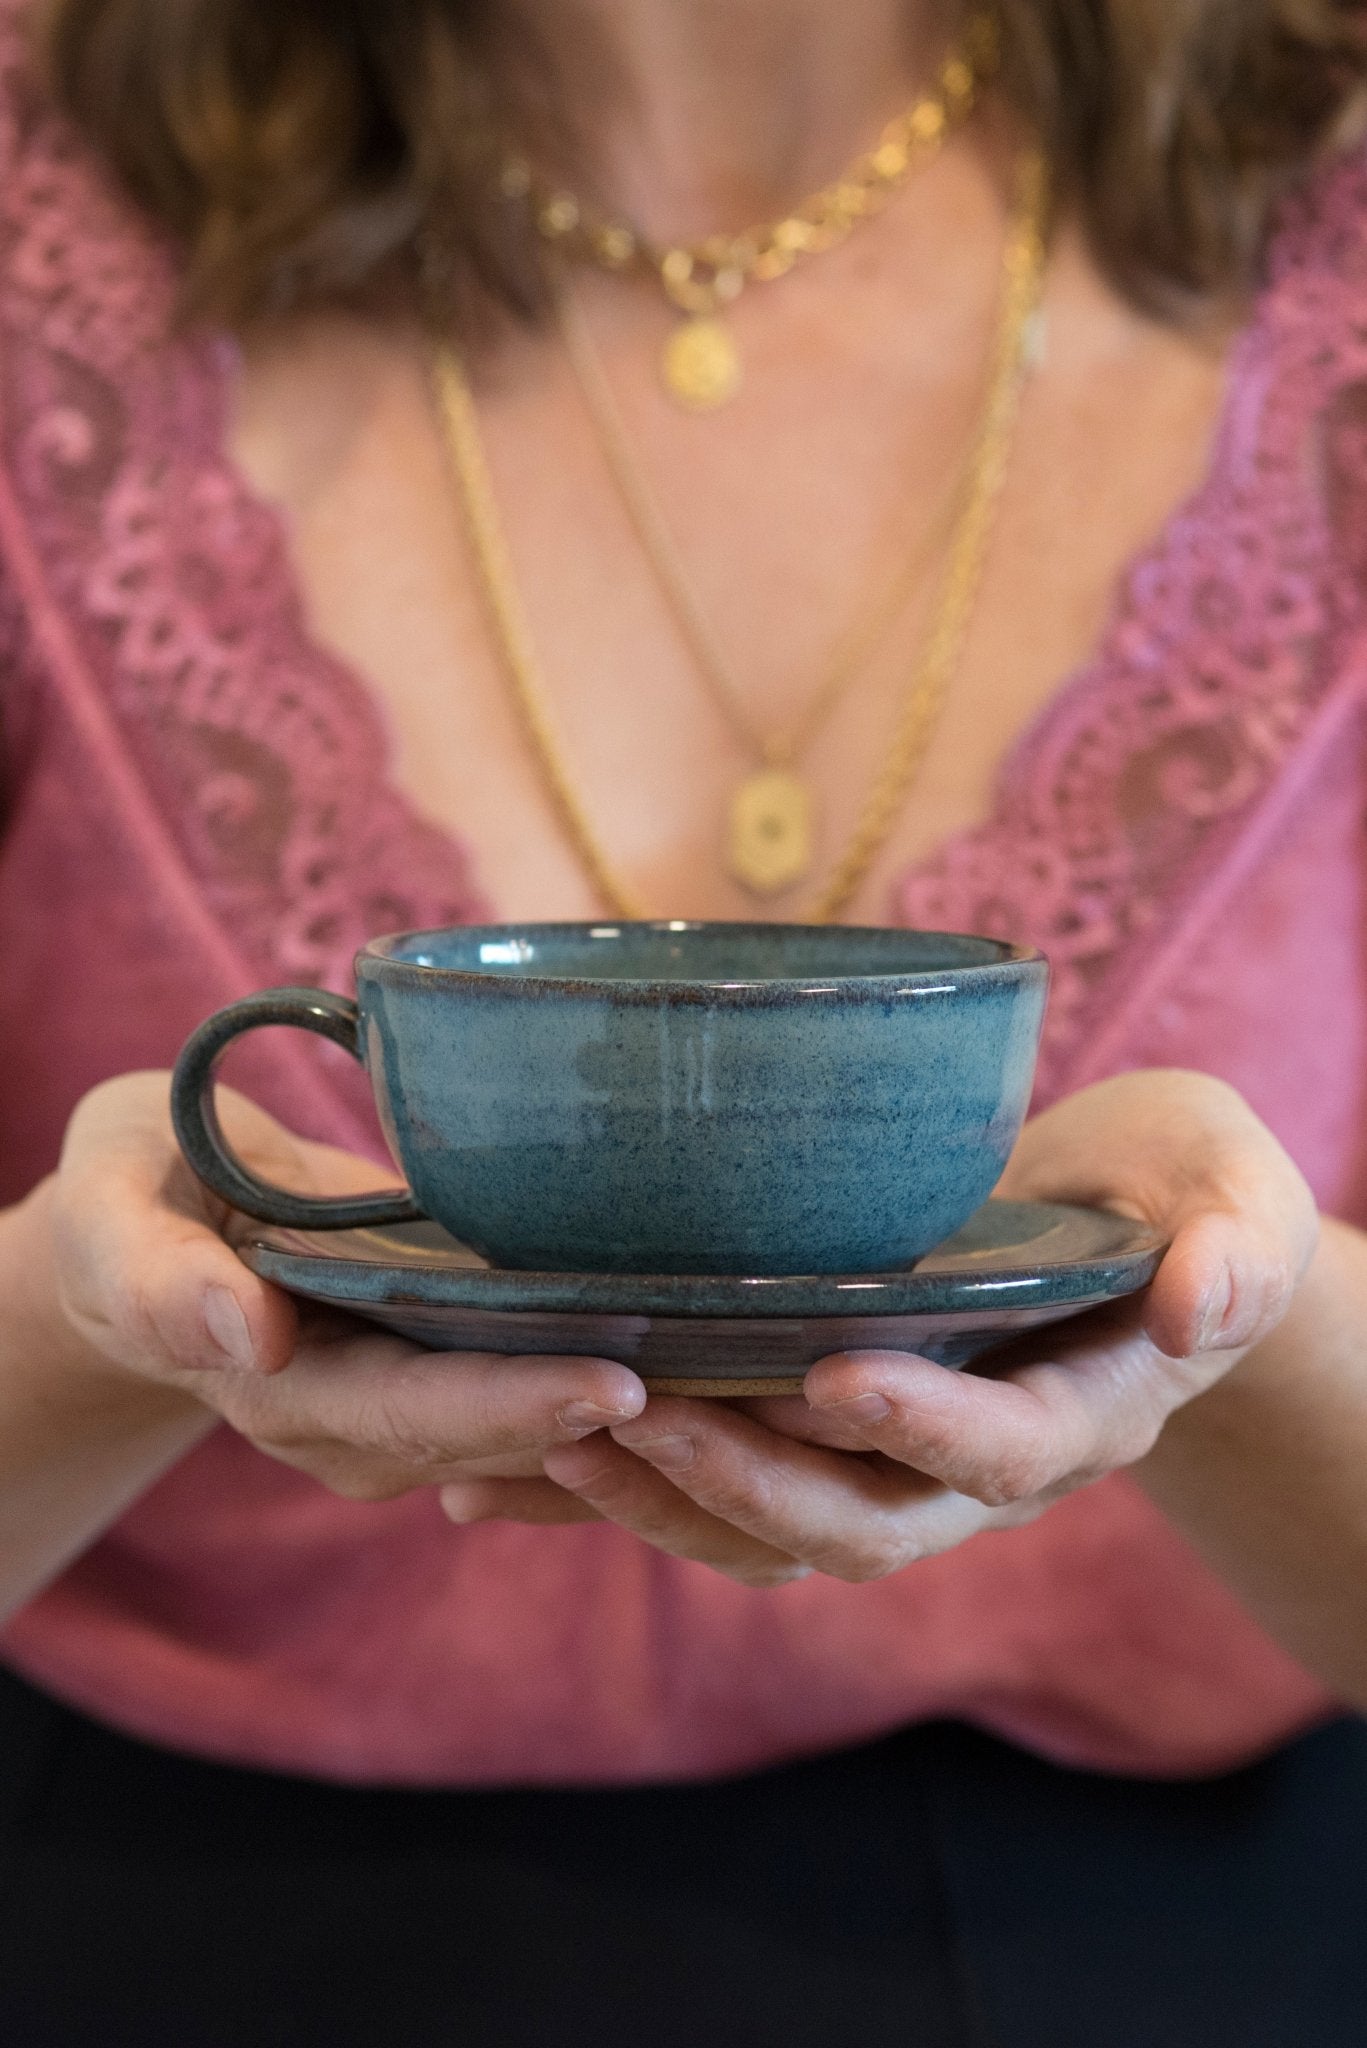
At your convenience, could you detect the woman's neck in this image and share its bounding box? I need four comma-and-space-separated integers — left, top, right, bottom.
483, 0, 949, 242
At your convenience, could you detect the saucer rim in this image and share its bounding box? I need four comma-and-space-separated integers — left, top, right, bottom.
238, 1199, 1165, 1322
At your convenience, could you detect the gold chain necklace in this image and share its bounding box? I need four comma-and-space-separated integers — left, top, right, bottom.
432, 150, 1048, 924
553, 262, 978, 896
502, 16, 996, 410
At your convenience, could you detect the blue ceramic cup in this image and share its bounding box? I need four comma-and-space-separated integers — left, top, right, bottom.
171, 922, 1048, 1276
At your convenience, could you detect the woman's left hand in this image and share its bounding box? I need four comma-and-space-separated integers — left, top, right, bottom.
440, 1072, 1320, 1586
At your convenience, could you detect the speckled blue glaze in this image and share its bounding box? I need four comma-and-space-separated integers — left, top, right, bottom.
350, 922, 1048, 1275
237, 1201, 1166, 1388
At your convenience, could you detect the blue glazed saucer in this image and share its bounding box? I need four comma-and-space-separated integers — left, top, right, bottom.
237, 1200, 1165, 1397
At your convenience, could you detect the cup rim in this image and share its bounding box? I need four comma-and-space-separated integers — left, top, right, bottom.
356, 921, 1048, 1002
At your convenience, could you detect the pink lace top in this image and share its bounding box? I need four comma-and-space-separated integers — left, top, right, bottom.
0, 0, 1360, 1784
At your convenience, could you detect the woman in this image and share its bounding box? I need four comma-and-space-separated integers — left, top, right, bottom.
0, 0, 1365, 2038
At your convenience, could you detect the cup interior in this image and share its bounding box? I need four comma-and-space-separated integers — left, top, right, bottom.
366, 922, 1031, 986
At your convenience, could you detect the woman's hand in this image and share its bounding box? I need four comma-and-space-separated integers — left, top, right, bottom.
46, 1072, 647, 1506
441, 1072, 1319, 1585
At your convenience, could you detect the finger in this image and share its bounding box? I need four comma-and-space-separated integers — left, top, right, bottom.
997, 1071, 1319, 1356
55, 1072, 406, 1379
53, 1078, 654, 1484
440, 1477, 603, 1526
56, 1077, 304, 1378
606, 1398, 984, 1581
1142, 1207, 1299, 1363
805, 1316, 1184, 1508
733, 1392, 885, 1450
218, 1334, 649, 1473
431, 1445, 566, 1480
542, 1435, 809, 1588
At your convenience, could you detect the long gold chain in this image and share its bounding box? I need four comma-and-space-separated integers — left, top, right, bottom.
503, 17, 996, 409
552, 260, 976, 894
553, 261, 970, 769
432, 150, 1048, 924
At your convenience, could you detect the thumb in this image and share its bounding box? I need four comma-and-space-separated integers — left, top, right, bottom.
998, 1071, 1319, 1359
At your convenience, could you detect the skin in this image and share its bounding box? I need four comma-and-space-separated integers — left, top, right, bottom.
4, 0, 1367, 1712
232, 17, 1228, 922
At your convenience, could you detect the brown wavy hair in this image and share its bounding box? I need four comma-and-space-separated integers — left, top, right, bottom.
36, 0, 1367, 326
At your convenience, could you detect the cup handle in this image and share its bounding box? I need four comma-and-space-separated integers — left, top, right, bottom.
170, 988, 426, 1230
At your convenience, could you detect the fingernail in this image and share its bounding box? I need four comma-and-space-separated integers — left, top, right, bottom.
558, 1400, 639, 1434
620, 1432, 695, 1471
816, 1393, 892, 1427
1197, 1266, 1234, 1350
202, 1286, 257, 1371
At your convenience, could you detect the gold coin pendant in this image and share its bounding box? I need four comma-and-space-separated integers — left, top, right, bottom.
728, 769, 814, 896
662, 317, 742, 411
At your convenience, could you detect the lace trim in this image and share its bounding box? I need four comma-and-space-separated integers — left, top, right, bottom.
0, 0, 1364, 1066
0, 3, 486, 999
897, 156, 1367, 1095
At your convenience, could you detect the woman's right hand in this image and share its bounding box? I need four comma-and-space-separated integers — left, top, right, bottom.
46, 1072, 648, 1507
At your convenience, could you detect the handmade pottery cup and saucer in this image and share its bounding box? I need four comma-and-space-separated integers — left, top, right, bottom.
171, 922, 1164, 1395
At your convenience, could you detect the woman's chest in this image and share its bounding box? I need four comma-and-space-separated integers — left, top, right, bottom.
6, 205, 1364, 1176
227, 250, 1229, 928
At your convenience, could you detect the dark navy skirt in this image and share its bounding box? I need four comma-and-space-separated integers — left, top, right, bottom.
0, 1660, 1362, 2047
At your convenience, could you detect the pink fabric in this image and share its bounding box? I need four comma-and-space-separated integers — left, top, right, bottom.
0, 0, 1358, 1784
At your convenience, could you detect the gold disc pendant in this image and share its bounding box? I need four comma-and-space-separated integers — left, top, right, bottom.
662, 317, 742, 411
729, 768, 814, 896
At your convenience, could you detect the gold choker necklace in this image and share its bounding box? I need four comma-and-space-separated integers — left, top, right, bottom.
499, 17, 996, 411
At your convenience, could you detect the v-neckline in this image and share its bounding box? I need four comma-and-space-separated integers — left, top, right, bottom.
198, 305, 1257, 934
